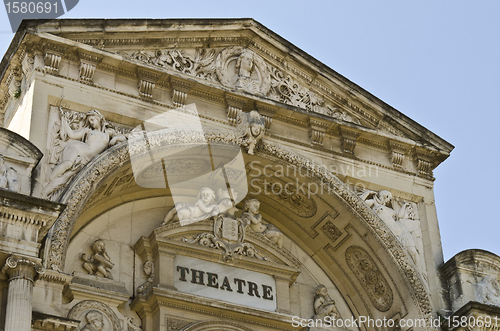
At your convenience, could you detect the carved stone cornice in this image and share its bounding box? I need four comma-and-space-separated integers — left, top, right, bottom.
77, 50, 103, 83
32, 312, 79, 331
137, 67, 160, 99
37, 269, 73, 285
415, 147, 435, 177
308, 118, 329, 146
340, 127, 360, 154
171, 77, 195, 107
389, 140, 411, 169
225, 93, 247, 126
255, 102, 277, 130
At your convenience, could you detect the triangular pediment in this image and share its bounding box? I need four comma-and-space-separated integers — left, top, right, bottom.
1, 19, 453, 174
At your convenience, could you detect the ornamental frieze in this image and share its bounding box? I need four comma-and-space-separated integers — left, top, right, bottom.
345, 245, 393, 312
125, 47, 363, 124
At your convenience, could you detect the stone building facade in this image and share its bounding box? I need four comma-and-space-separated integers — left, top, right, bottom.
0, 18, 498, 331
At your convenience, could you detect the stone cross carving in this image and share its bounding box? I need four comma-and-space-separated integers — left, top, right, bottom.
43, 108, 127, 200
81, 239, 115, 279
313, 285, 341, 321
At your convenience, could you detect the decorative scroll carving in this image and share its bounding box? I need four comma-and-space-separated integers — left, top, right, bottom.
358, 189, 424, 274
416, 148, 434, 177
236, 110, 265, 155
389, 141, 409, 169
130, 48, 217, 81
241, 198, 283, 247
137, 260, 154, 295
269, 67, 323, 112
313, 285, 341, 321
340, 128, 359, 154
42, 108, 128, 201
330, 108, 361, 124
0, 155, 19, 192
345, 245, 393, 312
68, 300, 121, 331
81, 239, 115, 279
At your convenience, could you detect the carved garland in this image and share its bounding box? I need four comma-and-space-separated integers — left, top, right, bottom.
46, 130, 433, 322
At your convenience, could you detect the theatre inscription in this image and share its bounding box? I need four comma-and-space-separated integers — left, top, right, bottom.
174, 256, 277, 310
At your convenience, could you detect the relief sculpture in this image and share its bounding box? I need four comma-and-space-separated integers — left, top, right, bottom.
174, 190, 281, 262
474, 275, 500, 306
345, 245, 393, 312
313, 285, 342, 321
0, 154, 18, 192
43, 108, 128, 200
81, 239, 115, 279
241, 198, 283, 248
236, 110, 265, 155
359, 189, 425, 275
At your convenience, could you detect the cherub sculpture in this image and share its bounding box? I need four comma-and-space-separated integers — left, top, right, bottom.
237, 110, 265, 155
241, 198, 283, 247
43, 109, 127, 200
81, 239, 115, 279
313, 285, 341, 320
162, 187, 220, 225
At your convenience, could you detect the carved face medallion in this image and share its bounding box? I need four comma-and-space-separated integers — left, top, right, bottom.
215, 46, 271, 95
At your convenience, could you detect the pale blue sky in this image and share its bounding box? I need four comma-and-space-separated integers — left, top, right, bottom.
1, 1, 499, 261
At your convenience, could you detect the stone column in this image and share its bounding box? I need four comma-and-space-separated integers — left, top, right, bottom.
2, 255, 44, 331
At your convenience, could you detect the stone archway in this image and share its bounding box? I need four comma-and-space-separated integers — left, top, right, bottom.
45, 130, 433, 321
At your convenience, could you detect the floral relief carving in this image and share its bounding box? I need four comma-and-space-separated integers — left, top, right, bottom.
345, 245, 393, 312
322, 221, 342, 243
130, 48, 217, 81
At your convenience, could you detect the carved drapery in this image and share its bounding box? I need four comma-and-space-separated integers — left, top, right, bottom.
45, 130, 433, 321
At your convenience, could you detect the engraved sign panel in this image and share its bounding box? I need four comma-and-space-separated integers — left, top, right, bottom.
174, 255, 277, 311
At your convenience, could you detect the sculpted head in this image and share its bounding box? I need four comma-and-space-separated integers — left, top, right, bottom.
92, 239, 106, 254
236, 49, 255, 77
86, 110, 105, 130
378, 190, 393, 205
85, 310, 104, 329
315, 284, 328, 297
243, 198, 260, 215
198, 187, 216, 205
